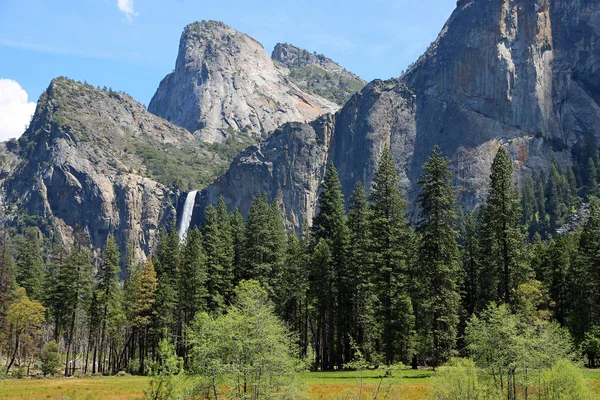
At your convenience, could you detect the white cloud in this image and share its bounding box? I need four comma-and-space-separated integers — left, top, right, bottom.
0, 79, 36, 141
117, 0, 138, 22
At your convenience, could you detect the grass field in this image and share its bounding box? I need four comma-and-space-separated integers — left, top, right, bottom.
0, 369, 598, 400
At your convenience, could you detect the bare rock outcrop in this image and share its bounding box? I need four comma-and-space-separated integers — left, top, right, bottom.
4, 78, 228, 264
148, 21, 339, 144
196, 0, 600, 228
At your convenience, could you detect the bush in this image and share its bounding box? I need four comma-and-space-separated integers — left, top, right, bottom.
539, 359, 593, 400
39, 340, 62, 376
430, 358, 498, 400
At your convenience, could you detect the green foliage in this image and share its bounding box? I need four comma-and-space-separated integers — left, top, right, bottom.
466, 302, 575, 399
39, 340, 62, 376
369, 148, 415, 364
144, 337, 183, 400
581, 326, 600, 368
5, 287, 45, 374
13, 227, 44, 301
0, 232, 15, 339
242, 193, 287, 300
288, 65, 365, 105
203, 199, 235, 312
430, 358, 498, 400
311, 163, 351, 370
415, 146, 461, 368
188, 280, 304, 399
538, 359, 593, 400
478, 148, 531, 307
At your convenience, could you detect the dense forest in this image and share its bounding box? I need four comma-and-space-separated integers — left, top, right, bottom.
1, 142, 600, 397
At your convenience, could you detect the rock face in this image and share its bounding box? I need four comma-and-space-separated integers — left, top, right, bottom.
3, 78, 228, 264
272, 43, 366, 105
148, 21, 339, 144
196, 0, 600, 228
196, 114, 335, 231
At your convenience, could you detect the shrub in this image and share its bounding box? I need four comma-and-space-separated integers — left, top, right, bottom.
539, 359, 593, 400
430, 358, 498, 400
39, 340, 62, 376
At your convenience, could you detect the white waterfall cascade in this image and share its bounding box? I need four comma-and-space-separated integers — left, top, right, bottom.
178, 190, 198, 242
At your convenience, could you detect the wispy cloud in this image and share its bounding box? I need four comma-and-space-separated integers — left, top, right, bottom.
117, 0, 138, 22
0, 38, 117, 59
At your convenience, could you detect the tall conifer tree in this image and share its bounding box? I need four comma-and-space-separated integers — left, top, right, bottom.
415, 146, 460, 368
479, 147, 531, 306
312, 163, 350, 368
369, 148, 415, 364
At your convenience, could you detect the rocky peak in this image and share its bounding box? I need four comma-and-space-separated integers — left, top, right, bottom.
194, 0, 600, 229
272, 43, 366, 105
4, 77, 230, 266
148, 20, 339, 144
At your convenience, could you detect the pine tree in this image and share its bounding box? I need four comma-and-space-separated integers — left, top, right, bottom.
242, 193, 286, 299
312, 163, 351, 368
130, 258, 158, 374
347, 182, 374, 358
178, 228, 208, 339
573, 198, 600, 339
460, 212, 479, 317
43, 240, 70, 341
152, 227, 180, 340
202, 198, 234, 312
415, 146, 461, 368
229, 209, 245, 285
0, 232, 15, 338
586, 157, 598, 196
281, 234, 309, 357
62, 235, 94, 376
479, 147, 531, 306
309, 238, 333, 370
14, 227, 44, 300
546, 161, 569, 232
94, 236, 124, 373
368, 148, 415, 364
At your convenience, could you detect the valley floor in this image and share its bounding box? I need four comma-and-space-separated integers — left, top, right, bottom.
1, 369, 599, 399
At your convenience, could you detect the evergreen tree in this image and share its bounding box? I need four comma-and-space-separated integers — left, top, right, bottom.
415, 146, 461, 368
281, 234, 309, 357
229, 209, 245, 285
312, 163, 351, 368
202, 199, 234, 312
573, 198, 600, 340
309, 238, 333, 370
369, 148, 415, 364
479, 147, 531, 306
0, 232, 15, 338
152, 227, 180, 340
94, 236, 124, 373
546, 161, 569, 232
521, 175, 538, 236
586, 157, 598, 196
130, 258, 158, 374
14, 227, 44, 300
347, 182, 374, 358
460, 212, 479, 318
178, 227, 208, 361
43, 240, 70, 341
62, 236, 94, 376
242, 193, 286, 300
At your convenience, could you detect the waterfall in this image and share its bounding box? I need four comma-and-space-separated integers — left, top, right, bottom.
178, 190, 198, 242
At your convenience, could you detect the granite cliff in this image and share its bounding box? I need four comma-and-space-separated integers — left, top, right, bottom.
195, 0, 600, 228
1, 78, 230, 262
148, 21, 339, 144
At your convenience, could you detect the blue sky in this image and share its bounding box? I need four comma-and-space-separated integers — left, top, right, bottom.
0, 0, 456, 140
